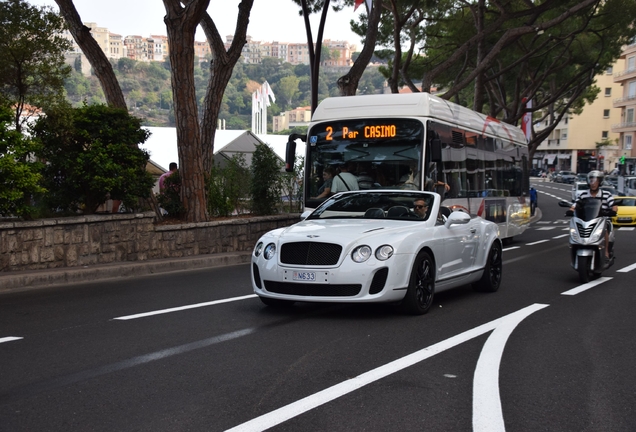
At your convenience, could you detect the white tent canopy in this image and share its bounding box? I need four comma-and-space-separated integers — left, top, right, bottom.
141, 127, 305, 172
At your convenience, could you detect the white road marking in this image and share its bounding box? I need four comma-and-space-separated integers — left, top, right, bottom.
536, 221, 552, 225
536, 227, 557, 231
113, 294, 258, 320
503, 246, 520, 252
552, 234, 569, 239
561, 277, 612, 296
617, 263, 636, 273
473, 303, 549, 432
526, 240, 549, 246
225, 304, 549, 432
618, 227, 635, 231
0, 336, 23, 344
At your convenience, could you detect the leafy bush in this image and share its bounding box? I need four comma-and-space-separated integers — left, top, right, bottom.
207, 153, 250, 217
250, 143, 282, 215
0, 105, 46, 218
33, 104, 154, 214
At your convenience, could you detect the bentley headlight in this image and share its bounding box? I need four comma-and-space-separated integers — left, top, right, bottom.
351, 245, 372, 263
254, 242, 264, 257
264, 243, 277, 260
375, 245, 394, 261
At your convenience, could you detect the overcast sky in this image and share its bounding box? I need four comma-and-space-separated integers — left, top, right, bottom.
30, 0, 366, 47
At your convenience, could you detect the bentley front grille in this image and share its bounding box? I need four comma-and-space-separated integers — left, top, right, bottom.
264, 280, 361, 297
280, 242, 342, 265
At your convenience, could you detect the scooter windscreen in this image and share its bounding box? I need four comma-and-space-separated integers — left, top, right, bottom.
574, 198, 603, 221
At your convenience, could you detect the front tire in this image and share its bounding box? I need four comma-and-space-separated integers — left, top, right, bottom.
578, 256, 591, 283
474, 241, 503, 292
401, 251, 435, 315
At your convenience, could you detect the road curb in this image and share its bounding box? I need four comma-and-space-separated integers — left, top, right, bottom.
0, 252, 253, 294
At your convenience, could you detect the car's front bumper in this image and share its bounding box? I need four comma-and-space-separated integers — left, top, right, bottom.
251, 254, 413, 303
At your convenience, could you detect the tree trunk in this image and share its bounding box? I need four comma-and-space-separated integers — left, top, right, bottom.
472, 0, 486, 112
337, 0, 383, 96
54, 0, 127, 109
163, 0, 210, 223
199, 1, 253, 174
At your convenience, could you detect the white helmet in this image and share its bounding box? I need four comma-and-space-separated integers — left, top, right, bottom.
587, 170, 604, 187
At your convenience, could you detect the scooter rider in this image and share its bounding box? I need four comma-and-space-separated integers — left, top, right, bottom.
570, 170, 617, 259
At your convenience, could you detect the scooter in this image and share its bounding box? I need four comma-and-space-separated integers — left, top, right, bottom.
559, 198, 616, 283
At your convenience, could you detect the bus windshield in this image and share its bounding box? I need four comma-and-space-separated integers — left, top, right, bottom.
305, 118, 425, 206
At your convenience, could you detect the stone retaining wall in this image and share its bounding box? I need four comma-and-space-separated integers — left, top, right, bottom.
0, 212, 299, 273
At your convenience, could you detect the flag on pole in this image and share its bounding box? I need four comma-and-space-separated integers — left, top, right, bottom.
354, 0, 372, 12
521, 98, 532, 143
261, 82, 271, 107
265, 81, 276, 105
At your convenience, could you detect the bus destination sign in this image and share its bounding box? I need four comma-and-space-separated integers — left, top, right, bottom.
324, 124, 397, 140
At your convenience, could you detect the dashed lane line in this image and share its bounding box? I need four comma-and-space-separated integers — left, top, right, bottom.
113, 294, 258, 320
0, 337, 23, 344
561, 277, 612, 296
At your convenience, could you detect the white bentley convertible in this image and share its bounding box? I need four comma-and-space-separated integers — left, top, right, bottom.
251, 191, 503, 315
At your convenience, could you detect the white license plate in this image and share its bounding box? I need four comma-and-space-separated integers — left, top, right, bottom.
617, 217, 632, 222
293, 271, 316, 281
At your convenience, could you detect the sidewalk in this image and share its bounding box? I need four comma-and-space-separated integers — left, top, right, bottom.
0, 251, 252, 294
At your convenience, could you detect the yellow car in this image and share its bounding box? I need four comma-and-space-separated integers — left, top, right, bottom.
612, 197, 636, 226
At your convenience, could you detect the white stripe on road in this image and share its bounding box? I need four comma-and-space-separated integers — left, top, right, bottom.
225, 304, 549, 432
618, 227, 635, 231
552, 234, 569, 239
113, 294, 258, 320
473, 303, 549, 432
503, 246, 520, 252
617, 263, 636, 273
536, 227, 557, 231
0, 336, 23, 344
561, 277, 612, 296
526, 240, 549, 246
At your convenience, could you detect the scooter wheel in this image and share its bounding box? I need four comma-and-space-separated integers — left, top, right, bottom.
578, 256, 591, 283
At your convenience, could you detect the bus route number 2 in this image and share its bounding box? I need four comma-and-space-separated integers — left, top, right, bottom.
326, 126, 359, 140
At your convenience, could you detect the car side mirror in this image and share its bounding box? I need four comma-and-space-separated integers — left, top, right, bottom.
445, 211, 470, 227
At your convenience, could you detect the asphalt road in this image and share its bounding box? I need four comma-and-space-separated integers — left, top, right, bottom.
1, 179, 635, 431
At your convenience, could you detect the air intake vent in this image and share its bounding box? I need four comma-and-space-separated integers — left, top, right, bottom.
369, 268, 389, 294
264, 281, 361, 297
452, 131, 464, 144
576, 222, 597, 238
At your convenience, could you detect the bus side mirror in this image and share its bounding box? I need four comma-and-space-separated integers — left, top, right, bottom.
430, 138, 442, 162
285, 133, 305, 172
285, 141, 296, 172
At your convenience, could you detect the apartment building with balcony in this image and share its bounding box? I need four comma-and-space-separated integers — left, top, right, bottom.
272, 106, 312, 132
534, 59, 625, 173
224, 35, 354, 66
613, 40, 636, 175
109, 33, 125, 60
320, 39, 356, 67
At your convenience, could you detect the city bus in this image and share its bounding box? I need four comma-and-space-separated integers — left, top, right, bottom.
285, 93, 531, 240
